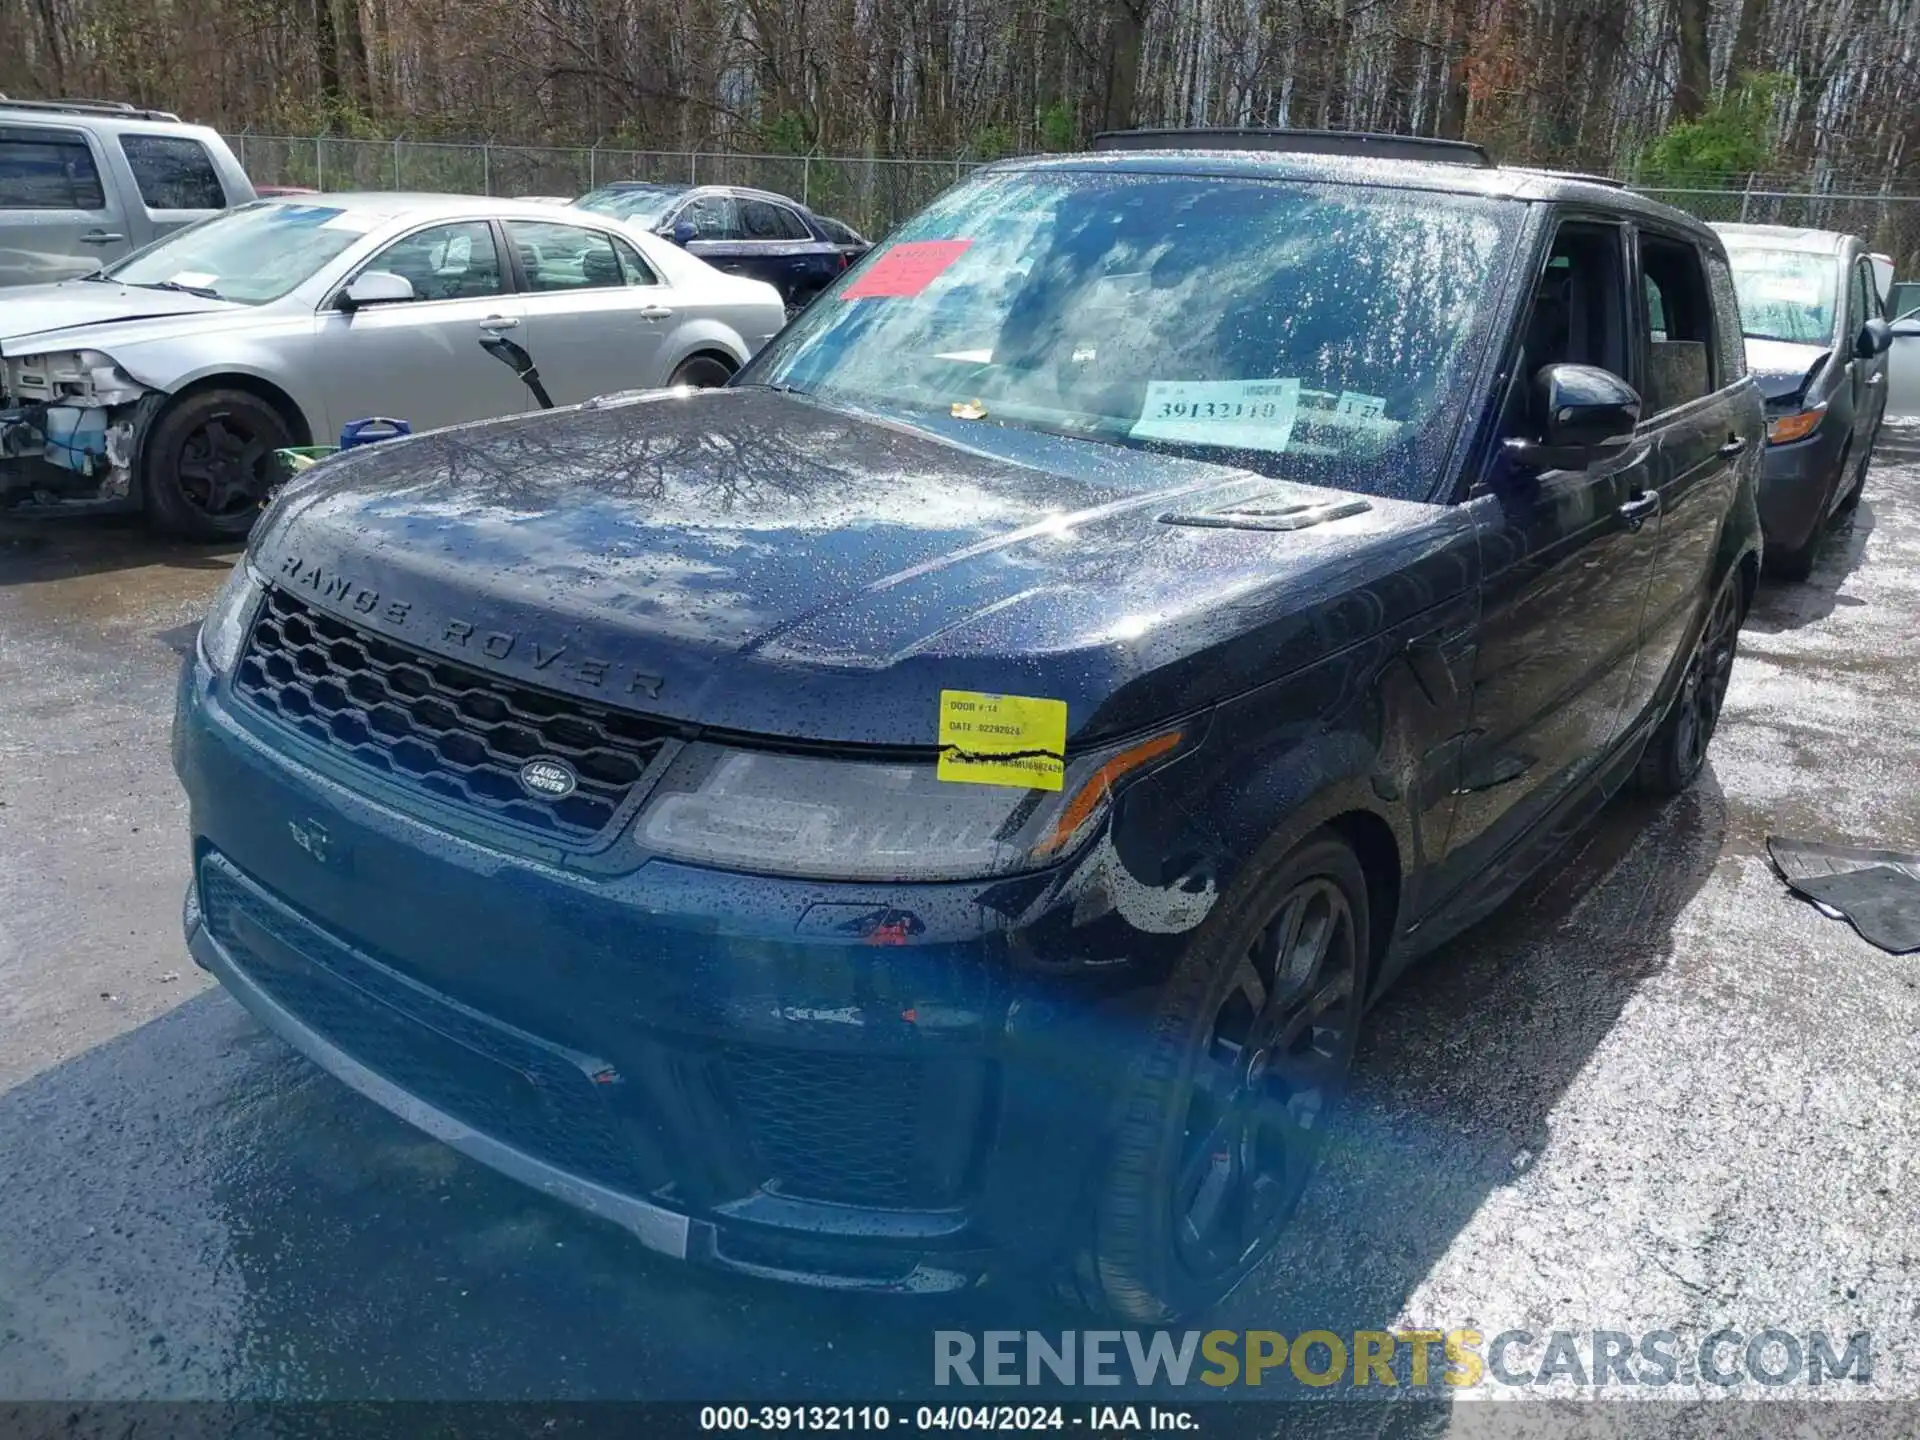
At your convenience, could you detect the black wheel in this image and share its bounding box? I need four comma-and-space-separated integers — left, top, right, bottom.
1068, 833, 1369, 1321
143, 389, 292, 541
1634, 572, 1741, 796
668, 354, 734, 389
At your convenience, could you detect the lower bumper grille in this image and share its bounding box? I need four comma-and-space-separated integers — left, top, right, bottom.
721, 1045, 982, 1209
199, 854, 989, 1216
198, 855, 653, 1196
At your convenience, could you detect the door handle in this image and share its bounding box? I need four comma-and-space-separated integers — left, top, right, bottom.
1618, 491, 1661, 529
1717, 436, 1748, 457
638, 304, 674, 320
79, 230, 125, 245
479, 316, 519, 331
1866, 373, 1884, 387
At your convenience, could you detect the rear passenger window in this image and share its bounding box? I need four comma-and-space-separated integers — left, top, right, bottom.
505, 220, 628, 291
740, 200, 808, 241
612, 235, 660, 286
1639, 235, 1716, 412
0, 126, 105, 210
120, 134, 225, 210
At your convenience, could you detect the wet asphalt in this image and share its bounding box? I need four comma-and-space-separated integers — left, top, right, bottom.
3, 428, 1920, 1433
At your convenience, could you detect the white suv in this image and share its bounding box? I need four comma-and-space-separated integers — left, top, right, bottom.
0, 97, 254, 288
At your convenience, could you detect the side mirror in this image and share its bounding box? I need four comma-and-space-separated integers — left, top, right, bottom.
338, 270, 415, 311
1856, 317, 1894, 358
1504, 363, 1641, 473
670, 220, 697, 247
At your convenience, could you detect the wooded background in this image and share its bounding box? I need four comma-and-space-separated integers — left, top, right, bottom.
4, 0, 1919, 191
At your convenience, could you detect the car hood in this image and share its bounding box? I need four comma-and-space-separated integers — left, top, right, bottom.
0, 280, 241, 356
1743, 337, 1833, 404
248, 389, 1473, 747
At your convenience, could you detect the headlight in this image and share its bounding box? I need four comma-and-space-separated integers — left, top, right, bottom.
199, 560, 262, 673
634, 728, 1187, 881
1767, 403, 1827, 445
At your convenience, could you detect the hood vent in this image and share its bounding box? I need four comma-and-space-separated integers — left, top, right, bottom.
1158, 495, 1371, 532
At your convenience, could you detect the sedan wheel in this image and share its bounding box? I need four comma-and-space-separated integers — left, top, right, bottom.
144, 388, 293, 541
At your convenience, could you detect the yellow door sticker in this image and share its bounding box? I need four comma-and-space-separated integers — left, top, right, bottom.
937, 690, 1068, 791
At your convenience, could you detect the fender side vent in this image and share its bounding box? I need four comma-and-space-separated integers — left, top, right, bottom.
1158, 497, 1372, 532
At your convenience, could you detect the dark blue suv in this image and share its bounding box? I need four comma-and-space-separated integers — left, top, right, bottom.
176, 131, 1762, 1320
573, 181, 866, 312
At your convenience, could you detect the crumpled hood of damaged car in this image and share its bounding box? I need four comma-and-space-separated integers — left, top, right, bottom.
0, 280, 244, 356
246, 388, 1475, 747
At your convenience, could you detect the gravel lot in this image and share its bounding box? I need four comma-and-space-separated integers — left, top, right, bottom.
3, 426, 1919, 1436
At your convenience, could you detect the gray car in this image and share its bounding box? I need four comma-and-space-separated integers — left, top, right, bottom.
0, 193, 785, 538
0, 98, 254, 288
1714, 223, 1895, 578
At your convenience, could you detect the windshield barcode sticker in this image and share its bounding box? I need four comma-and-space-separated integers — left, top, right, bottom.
937, 690, 1067, 791
1130, 379, 1301, 453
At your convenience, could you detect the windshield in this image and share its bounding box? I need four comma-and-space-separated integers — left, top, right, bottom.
575, 185, 686, 226
1726, 248, 1837, 345
105, 202, 376, 304
740, 169, 1522, 502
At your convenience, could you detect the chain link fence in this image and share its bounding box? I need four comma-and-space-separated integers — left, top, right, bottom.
227, 136, 1920, 272
227, 135, 976, 240
1644, 187, 1920, 277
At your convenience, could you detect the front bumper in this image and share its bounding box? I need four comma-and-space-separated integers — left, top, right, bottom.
174, 652, 1170, 1293
1757, 423, 1847, 552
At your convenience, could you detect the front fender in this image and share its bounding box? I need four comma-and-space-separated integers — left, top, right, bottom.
659, 319, 755, 372
104, 334, 327, 441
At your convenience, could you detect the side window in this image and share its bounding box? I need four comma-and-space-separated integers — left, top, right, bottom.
739, 199, 808, 241
1638, 234, 1716, 413
611, 235, 660, 286
362, 221, 504, 301
1515, 221, 1630, 384
505, 220, 629, 291
0, 126, 105, 210
1705, 252, 1747, 382
679, 194, 739, 240
119, 134, 224, 210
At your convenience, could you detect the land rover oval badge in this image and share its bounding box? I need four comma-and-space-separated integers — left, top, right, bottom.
520, 757, 578, 799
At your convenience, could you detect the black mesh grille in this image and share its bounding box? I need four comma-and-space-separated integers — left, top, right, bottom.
232, 587, 671, 842
721, 1045, 952, 1208
199, 856, 652, 1195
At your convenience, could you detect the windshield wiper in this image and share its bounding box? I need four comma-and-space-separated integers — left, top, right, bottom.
130, 279, 220, 299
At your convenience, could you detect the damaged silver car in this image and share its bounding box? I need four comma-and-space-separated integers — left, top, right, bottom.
0, 193, 786, 538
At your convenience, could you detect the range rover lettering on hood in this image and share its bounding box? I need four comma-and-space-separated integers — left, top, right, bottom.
274, 553, 666, 700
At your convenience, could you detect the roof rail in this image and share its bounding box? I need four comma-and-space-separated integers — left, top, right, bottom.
0, 95, 182, 123
1092, 127, 1493, 167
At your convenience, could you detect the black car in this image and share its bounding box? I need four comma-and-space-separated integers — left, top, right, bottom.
573, 181, 865, 311
176, 131, 1763, 1321
1714, 223, 1894, 579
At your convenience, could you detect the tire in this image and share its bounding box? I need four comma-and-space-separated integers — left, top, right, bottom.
668, 354, 735, 389
1065, 831, 1370, 1322
143, 388, 293, 541
1633, 571, 1742, 797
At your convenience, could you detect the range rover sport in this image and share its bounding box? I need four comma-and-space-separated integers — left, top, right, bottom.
174, 130, 1763, 1321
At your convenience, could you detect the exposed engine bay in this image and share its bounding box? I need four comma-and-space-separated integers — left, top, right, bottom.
0, 350, 158, 510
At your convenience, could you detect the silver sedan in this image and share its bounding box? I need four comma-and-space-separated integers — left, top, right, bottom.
0, 194, 787, 538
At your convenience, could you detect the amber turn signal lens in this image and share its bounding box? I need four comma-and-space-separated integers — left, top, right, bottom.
1034, 730, 1184, 857
1767, 405, 1826, 445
